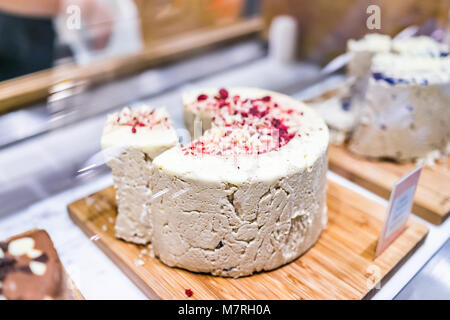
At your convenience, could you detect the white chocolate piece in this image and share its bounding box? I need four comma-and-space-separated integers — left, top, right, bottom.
392, 36, 449, 57
29, 261, 47, 276
101, 106, 178, 244
8, 238, 35, 257
26, 249, 43, 259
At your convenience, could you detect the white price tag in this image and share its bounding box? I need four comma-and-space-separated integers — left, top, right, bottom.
375, 165, 423, 257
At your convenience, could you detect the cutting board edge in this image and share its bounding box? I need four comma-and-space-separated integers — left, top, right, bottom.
361, 227, 428, 300
328, 149, 449, 225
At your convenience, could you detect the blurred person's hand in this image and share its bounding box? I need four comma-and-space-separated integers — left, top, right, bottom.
0, 0, 114, 50
0, 0, 115, 80
63, 0, 114, 50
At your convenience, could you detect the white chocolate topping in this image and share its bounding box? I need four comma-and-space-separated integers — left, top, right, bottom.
155, 88, 329, 185
101, 106, 178, 159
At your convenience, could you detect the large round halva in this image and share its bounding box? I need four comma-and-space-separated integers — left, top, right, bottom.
149, 88, 329, 277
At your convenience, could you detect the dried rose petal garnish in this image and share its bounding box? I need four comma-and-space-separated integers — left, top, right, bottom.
185, 288, 194, 297
106, 106, 172, 133
183, 89, 305, 157
218, 88, 229, 99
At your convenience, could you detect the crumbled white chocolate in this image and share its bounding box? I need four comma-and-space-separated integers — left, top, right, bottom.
8, 237, 35, 256
392, 36, 449, 57
29, 261, 47, 276
416, 149, 448, 167
105, 106, 171, 130
148, 244, 155, 258
102, 225, 108, 232
134, 259, 144, 266
138, 248, 149, 259
371, 53, 450, 84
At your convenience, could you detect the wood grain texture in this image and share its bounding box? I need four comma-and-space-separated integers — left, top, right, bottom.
329, 145, 450, 225
67, 180, 427, 300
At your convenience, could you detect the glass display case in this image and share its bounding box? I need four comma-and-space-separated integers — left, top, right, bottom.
0, 0, 448, 302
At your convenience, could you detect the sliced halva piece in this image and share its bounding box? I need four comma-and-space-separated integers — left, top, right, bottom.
101, 106, 178, 244
349, 53, 450, 162
149, 88, 329, 277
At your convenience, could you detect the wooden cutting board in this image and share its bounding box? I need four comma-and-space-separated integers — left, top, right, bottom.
67, 181, 427, 300
329, 145, 450, 225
